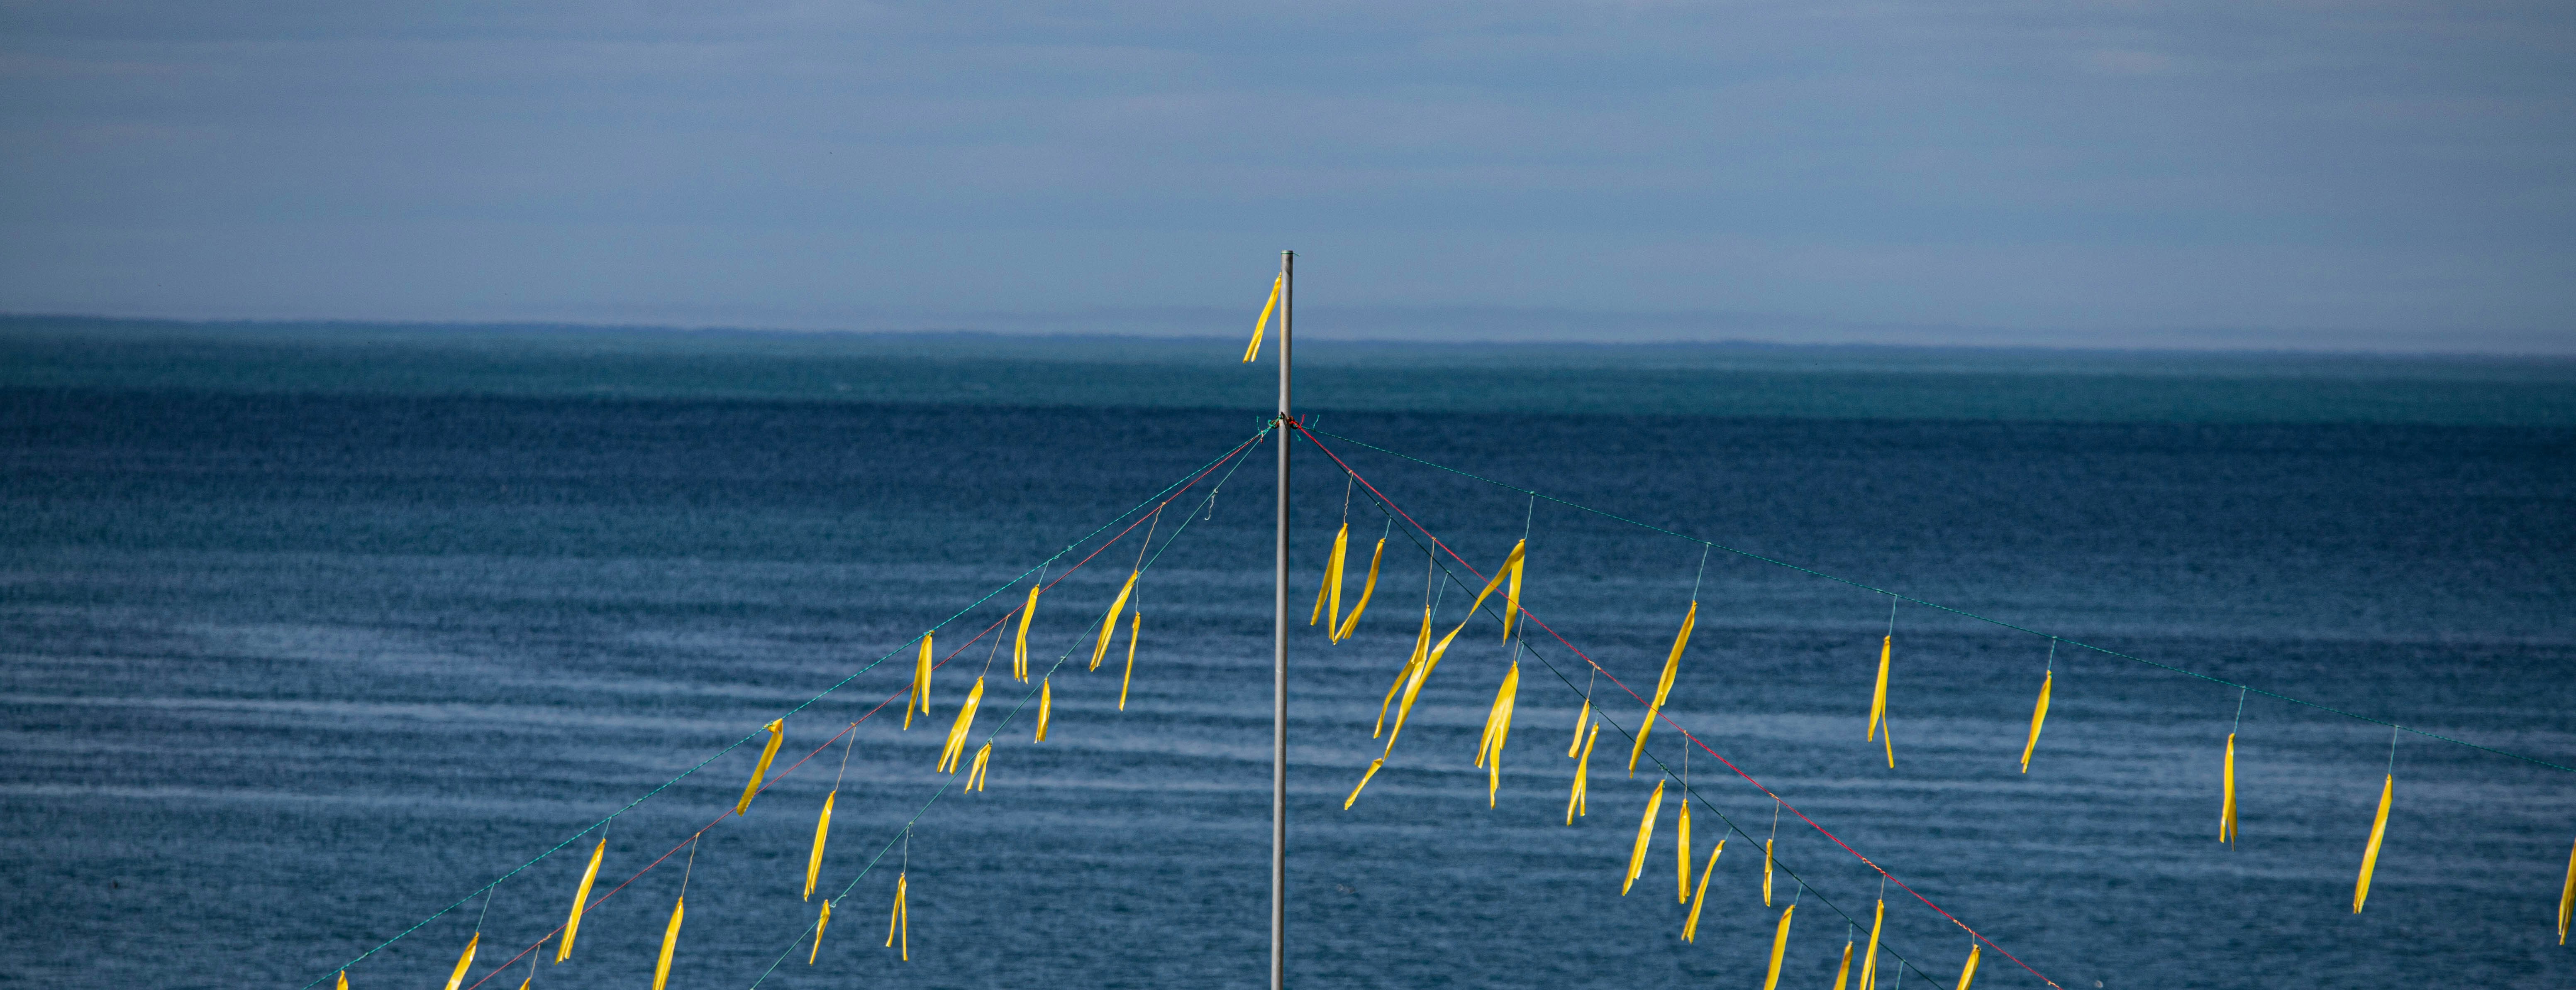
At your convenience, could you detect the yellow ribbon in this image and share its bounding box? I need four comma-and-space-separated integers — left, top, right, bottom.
735, 719, 785, 815
1243, 275, 1282, 363
2353, 773, 2393, 913
557, 838, 603, 962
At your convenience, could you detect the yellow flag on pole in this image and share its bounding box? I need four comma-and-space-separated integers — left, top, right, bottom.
1244, 275, 1282, 363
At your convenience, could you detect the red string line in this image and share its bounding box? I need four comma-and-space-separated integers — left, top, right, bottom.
451, 431, 1264, 989
1290, 421, 2061, 990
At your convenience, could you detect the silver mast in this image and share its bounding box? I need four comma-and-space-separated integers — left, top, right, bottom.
1270, 248, 1292, 990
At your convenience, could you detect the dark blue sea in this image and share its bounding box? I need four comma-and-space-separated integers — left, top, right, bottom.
4, 322, 2573, 989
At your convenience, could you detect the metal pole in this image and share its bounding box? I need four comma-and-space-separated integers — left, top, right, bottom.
1270, 249, 1292, 990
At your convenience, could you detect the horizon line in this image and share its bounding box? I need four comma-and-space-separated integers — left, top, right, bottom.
4, 310, 2571, 361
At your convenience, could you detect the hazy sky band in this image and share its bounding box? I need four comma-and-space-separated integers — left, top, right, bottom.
1, 1, 2568, 351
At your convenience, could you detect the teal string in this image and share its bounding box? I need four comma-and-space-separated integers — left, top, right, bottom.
1311, 427, 2573, 776
299, 425, 1275, 990
1314, 448, 1952, 988
741, 424, 1268, 988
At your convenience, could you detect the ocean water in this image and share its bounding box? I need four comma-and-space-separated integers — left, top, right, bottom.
2, 330, 2573, 989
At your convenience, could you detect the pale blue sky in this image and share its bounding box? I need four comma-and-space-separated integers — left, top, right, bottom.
2, 1, 2569, 351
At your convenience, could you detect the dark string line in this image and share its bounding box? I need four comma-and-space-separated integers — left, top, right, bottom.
738, 426, 1272, 988
1310, 426, 2570, 776
1354, 494, 1957, 987
317, 425, 1274, 990
1305, 436, 1958, 987
453, 428, 1275, 990
1297, 423, 2044, 988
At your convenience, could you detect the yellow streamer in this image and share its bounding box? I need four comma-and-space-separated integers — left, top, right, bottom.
1682, 838, 1724, 941
735, 719, 785, 815
805, 792, 833, 901
1333, 538, 1385, 641
444, 933, 477, 990
1383, 612, 1475, 755
1859, 899, 1884, 990
1484, 540, 1526, 630
337, 972, 348, 990
1120, 609, 1140, 710
1093, 570, 1138, 670
884, 874, 909, 961
1309, 532, 1334, 627
1376, 606, 1431, 738
1344, 758, 1385, 810
651, 898, 683, 990
2020, 670, 2052, 773
1325, 523, 1350, 632
1762, 904, 1795, 990
1475, 662, 1520, 806
1013, 584, 1040, 681
1868, 635, 1889, 742
905, 635, 932, 731
937, 678, 985, 773
2220, 733, 2238, 844
1623, 780, 1664, 895
2353, 773, 2393, 913
1500, 542, 1525, 644
1674, 799, 1691, 903
2557, 835, 2574, 945
1763, 838, 1775, 907
1954, 944, 1981, 990
556, 838, 603, 962
1034, 678, 1052, 742
1566, 723, 1599, 825
1243, 274, 1281, 363
1567, 697, 1590, 758
1867, 633, 1895, 767
1408, 540, 1523, 684
1629, 601, 1695, 777
966, 742, 993, 792
1833, 940, 1854, 990
808, 899, 830, 965
1380, 544, 1519, 752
